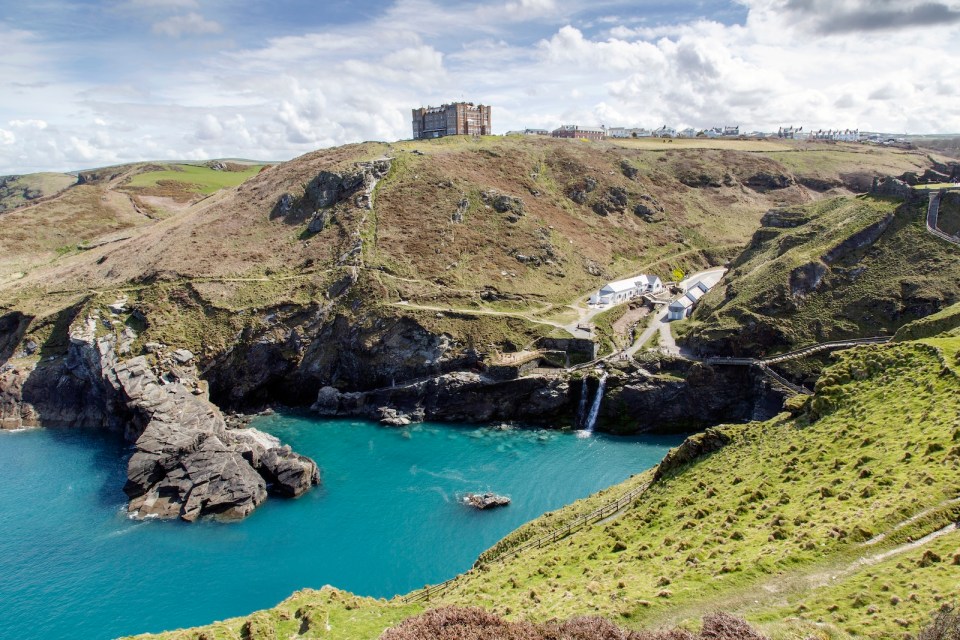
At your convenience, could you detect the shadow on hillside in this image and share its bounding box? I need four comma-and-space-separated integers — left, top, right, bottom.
0, 311, 32, 366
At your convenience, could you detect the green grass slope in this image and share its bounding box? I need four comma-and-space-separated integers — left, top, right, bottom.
122, 163, 265, 197
131, 336, 960, 639
895, 301, 960, 340
937, 191, 960, 237
684, 195, 960, 362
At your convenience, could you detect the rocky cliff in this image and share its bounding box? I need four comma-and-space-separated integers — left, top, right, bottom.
0, 308, 319, 521
308, 354, 787, 435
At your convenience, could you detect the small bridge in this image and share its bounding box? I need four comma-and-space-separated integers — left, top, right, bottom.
704, 336, 892, 395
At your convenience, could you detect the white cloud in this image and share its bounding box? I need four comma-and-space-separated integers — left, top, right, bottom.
8, 119, 48, 130
2, 0, 960, 175
124, 0, 199, 8
504, 0, 557, 19
152, 12, 223, 37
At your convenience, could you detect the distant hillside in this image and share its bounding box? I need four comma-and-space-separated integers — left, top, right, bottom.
683, 194, 960, 370
916, 136, 960, 159
0, 172, 76, 213
129, 335, 960, 639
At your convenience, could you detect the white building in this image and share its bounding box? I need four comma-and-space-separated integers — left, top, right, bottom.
635, 274, 664, 294
679, 127, 698, 138
667, 296, 694, 320
505, 128, 549, 136
653, 126, 677, 138
667, 280, 712, 320
590, 275, 664, 306
810, 128, 861, 142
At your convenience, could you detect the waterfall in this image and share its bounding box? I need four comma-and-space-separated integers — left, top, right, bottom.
582, 373, 608, 434
576, 377, 589, 428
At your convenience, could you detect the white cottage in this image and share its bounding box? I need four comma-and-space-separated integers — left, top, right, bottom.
667, 296, 694, 321
590, 274, 664, 306
595, 278, 638, 305
667, 281, 711, 320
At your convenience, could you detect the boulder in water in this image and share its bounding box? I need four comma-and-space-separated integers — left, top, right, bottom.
463, 492, 511, 510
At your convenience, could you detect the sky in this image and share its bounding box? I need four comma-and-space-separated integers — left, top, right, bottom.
0, 0, 958, 174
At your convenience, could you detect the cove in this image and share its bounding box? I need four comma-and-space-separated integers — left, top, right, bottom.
0, 415, 683, 640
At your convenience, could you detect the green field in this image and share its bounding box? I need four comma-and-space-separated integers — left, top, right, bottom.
124, 163, 264, 194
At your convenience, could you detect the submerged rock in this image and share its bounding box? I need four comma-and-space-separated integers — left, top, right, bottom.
463, 492, 511, 510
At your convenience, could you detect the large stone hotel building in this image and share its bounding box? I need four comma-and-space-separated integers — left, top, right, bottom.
411, 102, 492, 139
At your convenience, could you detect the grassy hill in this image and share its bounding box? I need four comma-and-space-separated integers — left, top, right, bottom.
682, 194, 960, 372
128, 335, 960, 639
120, 162, 266, 202
0, 137, 941, 371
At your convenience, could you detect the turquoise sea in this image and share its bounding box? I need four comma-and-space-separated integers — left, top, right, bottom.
0, 414, 683, 639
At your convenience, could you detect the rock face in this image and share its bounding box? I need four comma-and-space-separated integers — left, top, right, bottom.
0, 313, 319, 521
313, 372, 570, 425
596, 358, 787, 434
312, 357, 785, 436
206, 312, 476, 410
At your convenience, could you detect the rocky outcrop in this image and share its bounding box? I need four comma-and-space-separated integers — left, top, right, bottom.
789, 261, 828, 297
481, 190, 524, 222
313, 372, 570, 425
0, 312, 319, 521
652, 426, 733, 481
592, 187, 628, 216
759, 208, 811, 229
633, 195, 665, 222
797, 176, 842, 192
452, 196, 468, 223
597, 359, 786, 434
743, 172, 793, 192
567, 177, 598, 205
822, 213, 894, 264
870, 176, 913, 200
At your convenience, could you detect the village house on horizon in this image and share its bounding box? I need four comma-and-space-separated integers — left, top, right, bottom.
412, 102, 492, 139
551, 124, 606, 141
589, 274, 664, 307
